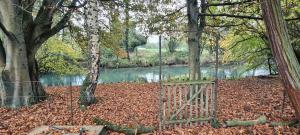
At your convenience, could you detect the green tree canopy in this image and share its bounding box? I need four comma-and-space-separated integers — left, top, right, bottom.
36, 37, 84, 75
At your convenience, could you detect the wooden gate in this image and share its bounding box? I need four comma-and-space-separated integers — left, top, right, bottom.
159, 81, 216, 129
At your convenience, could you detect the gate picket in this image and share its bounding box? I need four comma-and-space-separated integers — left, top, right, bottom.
160, 81, 215, 129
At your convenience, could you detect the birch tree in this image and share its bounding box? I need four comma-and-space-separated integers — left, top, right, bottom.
79, 0, 101, 106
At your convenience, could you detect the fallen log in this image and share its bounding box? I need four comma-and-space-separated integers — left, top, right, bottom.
224, 116, 299, 127
270, 120, 299, 127
224, 116, 267, 127
93, 117, 154, 135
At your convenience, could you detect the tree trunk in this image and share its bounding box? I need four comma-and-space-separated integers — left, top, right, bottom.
187, 0, 207, 81
0, 39, 6, 106
0, 0, 45, 107
27, 55, 46, 102
187, 0, 200, 81
125, 0, 130, 61
0, 0, 81, 107
79, 0, 100, 106
261, 0, 300, 119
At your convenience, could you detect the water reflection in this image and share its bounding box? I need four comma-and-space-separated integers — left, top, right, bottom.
40, 65, 269, 86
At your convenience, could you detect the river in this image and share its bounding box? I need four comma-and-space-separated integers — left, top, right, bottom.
40, 65, 270, 86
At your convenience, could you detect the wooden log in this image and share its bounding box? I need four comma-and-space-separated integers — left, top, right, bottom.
93, 118, 154, 135
224, 116, 267, 127
270, 120, 299, 127
224, 116, 299, 128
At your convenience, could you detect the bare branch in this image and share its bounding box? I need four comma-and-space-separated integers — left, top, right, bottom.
199, 13, 263, 20
164, 6, 186, 18
60, 0, 87, 8
206, 23, 245, 28
23, 0, 36, 10
206, 0, 255, 6
12, 4, 33, 14
0, 38, 5, 66
147, 6, 186, 29
0, 21, 13, 38
0, 21, 18, 42
30, 0, 84, 56
286, 17, 300, 21
199, 13, 299, 21
37, 12, 71, 44
229, 36, 257, 50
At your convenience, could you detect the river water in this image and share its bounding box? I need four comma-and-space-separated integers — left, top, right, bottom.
40, 65, 270, 86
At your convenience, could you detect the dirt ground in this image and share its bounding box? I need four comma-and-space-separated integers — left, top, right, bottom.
0, 77, 299, 135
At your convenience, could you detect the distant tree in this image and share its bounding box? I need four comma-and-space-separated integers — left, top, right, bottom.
101, 8, 127, 59
125, 29, 147, 52
167, 37, 179, 54
36, 38, 84, 75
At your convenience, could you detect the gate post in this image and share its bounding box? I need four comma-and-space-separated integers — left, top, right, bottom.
213, 33, 220, 119
158, 35, 163, 131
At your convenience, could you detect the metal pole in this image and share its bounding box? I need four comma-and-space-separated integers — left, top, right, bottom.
70, 79, 73, 125
159, 35, 162, 82
158, 35, 163, 130
213, 33, 220, 119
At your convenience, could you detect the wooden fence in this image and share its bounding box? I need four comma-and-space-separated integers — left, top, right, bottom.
159, 81, 216, 130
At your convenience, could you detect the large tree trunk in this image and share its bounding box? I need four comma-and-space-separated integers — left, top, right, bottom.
261, 0, 300, 119
187, 0, 201, 81
187, 0, 207, 81
0, 0, 35, 107
0, 39, 6, 106
79, 0, 100, 106
27, 55, 46, 102
0, 0, 82, 107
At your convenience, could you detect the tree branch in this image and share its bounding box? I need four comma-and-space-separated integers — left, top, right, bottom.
60, 0, 87, 8
229, 36, 257, 50
206, 23, 245, 28
34, 0, 61, 24
286, 17, 300, 21
199, 13, 262, 20
164, 6, 186, 18
0, 21, 13, 39
0, 38, 5, 66
206, 0, 255, 6
147, 6, 186, 33
199, 13, 299, 21
34, 13, 71, 46
30, 0, 83, 56
43, 0, 83, 39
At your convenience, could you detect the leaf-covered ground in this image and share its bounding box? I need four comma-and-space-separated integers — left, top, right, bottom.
0, 77, 299, 134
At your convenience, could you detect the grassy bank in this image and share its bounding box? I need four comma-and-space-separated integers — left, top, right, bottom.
101, 50, 188, 68
101, 47, 216, 68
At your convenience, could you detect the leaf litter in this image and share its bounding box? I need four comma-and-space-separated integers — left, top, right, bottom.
0, 77, 299, 134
